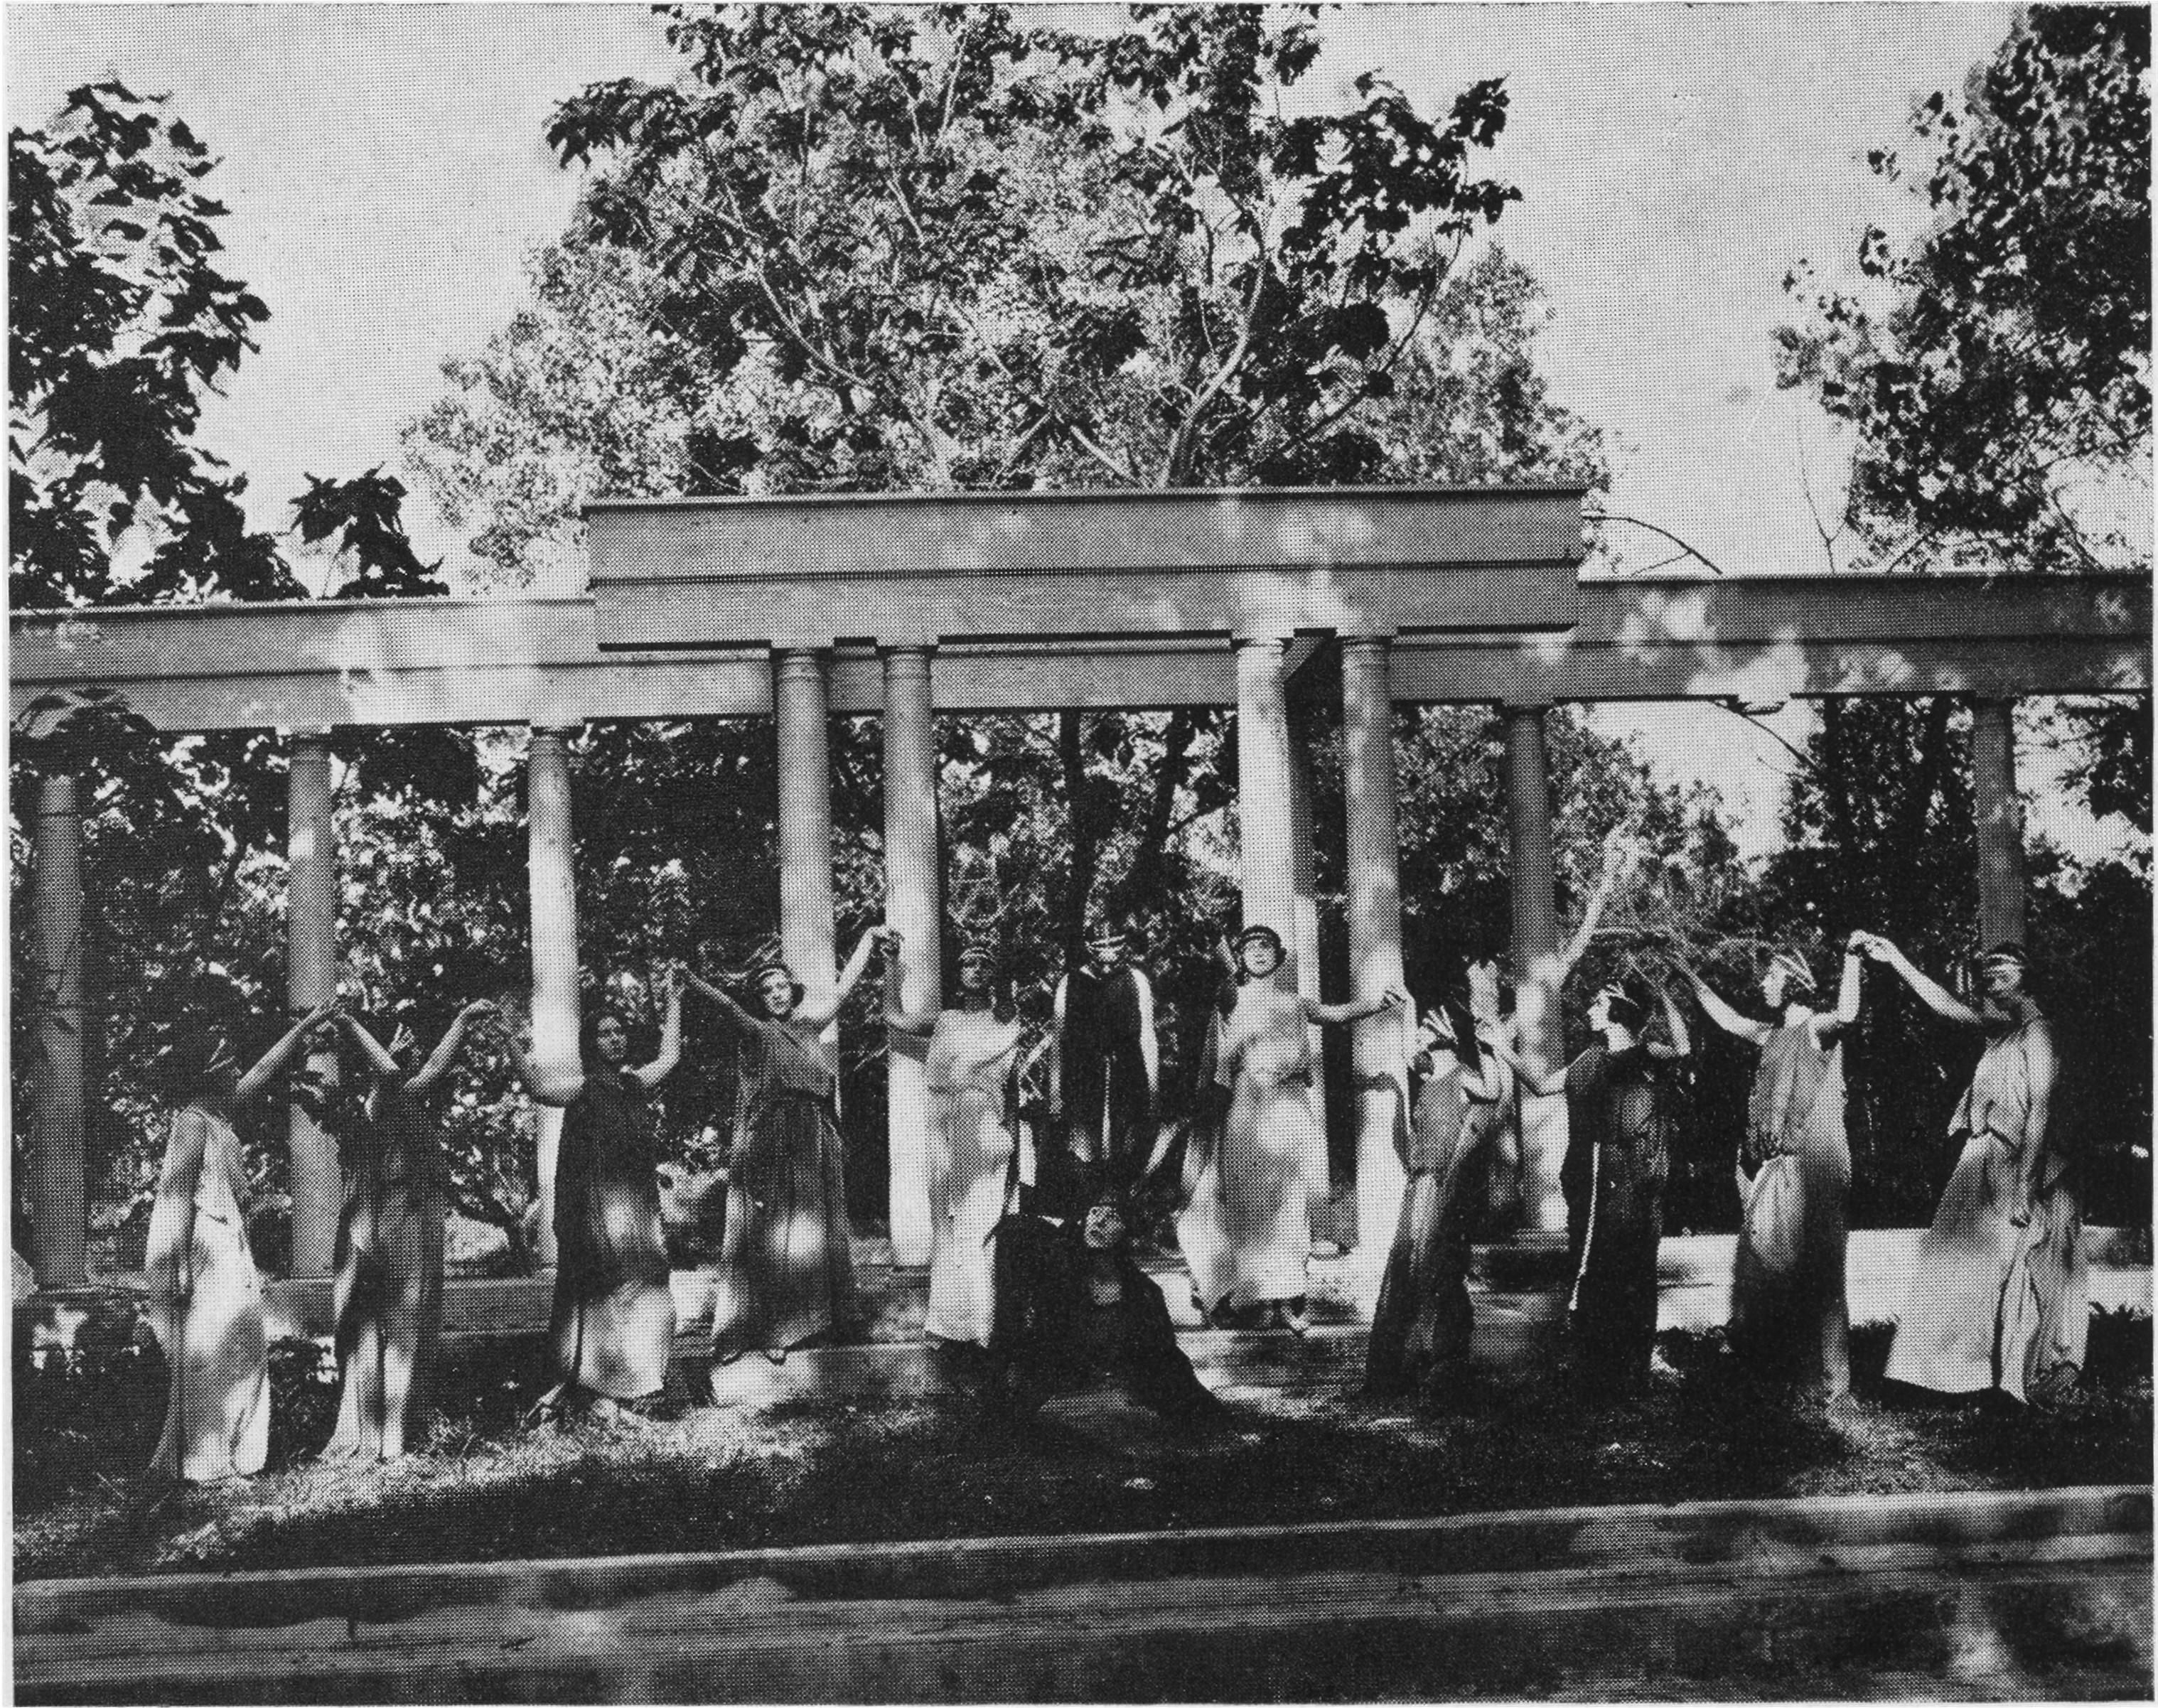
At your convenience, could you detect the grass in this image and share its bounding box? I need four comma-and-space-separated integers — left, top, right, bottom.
14, 1311, 2149, 1583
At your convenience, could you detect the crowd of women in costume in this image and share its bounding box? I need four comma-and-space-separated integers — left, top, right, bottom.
142, 836, 2087, 1481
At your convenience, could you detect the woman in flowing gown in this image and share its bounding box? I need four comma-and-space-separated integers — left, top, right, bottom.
1186, 923, 1405, 1333
323, 1001, 495, 1459
1861, 935, 2083, 1403
146, 1000, 335, 1480
884, 936, 1026, 1348
688, 928, 889, 1375
1365, 1001, 1505, 1402
1677, 940, 1864, 1397
510, 972, 682, 1415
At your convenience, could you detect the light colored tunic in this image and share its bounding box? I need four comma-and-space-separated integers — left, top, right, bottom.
1729, 1020, 1852, 1396
1886, 1016, 2083, 1400
923, 1009, 1023, 1346
1193, 980, 1315, 1311
145, 1107, 269, 1481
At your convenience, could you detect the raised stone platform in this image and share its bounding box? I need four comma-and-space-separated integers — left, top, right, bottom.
15, 1486, 2149, 1702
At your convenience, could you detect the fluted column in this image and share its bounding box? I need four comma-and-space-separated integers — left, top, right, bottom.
1286, 697, 1331, 1237
775, 650, 839, 1061
1505, 703, 1568, 1234
30, 774, 87, 1291
882, 647, 940, 1268
1341, 638, 1410, 1264
527, 725, 581, 1269
1971, 699, 2027, 950
286, 735, 340, 1278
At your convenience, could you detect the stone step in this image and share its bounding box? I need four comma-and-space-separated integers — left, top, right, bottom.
16, 1487, 2149, 1703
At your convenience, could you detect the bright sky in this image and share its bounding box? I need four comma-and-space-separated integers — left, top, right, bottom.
7, 3, 2130, 864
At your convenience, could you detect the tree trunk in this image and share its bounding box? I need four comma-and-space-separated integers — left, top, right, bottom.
1059, 710, 1097, 972
1121, 710, 1199, 916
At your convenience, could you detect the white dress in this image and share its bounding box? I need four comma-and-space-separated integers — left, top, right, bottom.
1186, 980, 1315, 1311
923, 1009, 1023, 1346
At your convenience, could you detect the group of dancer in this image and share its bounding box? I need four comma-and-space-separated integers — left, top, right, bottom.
141, 840, 2086, 1481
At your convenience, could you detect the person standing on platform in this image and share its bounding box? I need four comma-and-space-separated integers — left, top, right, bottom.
510, 972, 682, 1420
1364, 999, 1505, 1404
1675, 939, 1864, 1399
883, 934, 1027, 1350
146, 999, 338, 1481
1049, 918, 1159, 1196
1189, 922, 1407, 1334
323, 1000, 497, 1461
687, 928, 891, 1376
1489, 979, 1690, 1394
1859, 936, 2083, 1404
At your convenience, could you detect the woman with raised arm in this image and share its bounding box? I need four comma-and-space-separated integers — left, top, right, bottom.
1365, 994, 1505, 1404
323, 999, 497, 1460
1858, 935, 2083, 1403
687, 928, 889, 1375
508, 971, 682, 1417
1488, 977, 1691, 1395
884, 935, 1026, 1350
1677, 939, 1863, 1397
146, 999, 337, 1481
1196, 920, 1408, 1335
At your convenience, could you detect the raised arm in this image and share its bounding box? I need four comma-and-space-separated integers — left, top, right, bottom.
1555, 829, 1637, 987
1483, 1026, 1567, 1100
1134, 970, 1160, 1107
627, 970, 684, 1092
502, 1011, 584, 1107
1675, 962, 1767, 1045
1306, 986, 1408, 1028
795, 928, 889, 1031
408, 1000, 498, 1092
235, 999, 338, 1104
880, 934, 937, 1038
1859, 932, 1982, 1026
1648, 982, 1691, 1060
338, 1009, 405, 1082
1816, 938, 1865, 1038
683, 970, 758, 1036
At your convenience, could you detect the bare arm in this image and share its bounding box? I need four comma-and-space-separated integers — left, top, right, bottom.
1554, 829, 1636, 987
1815, 940, 1864, 1038
795, 928, 887, 1032
1485, 1030, 1567, 1100
1677, 963, 1767, 1044
881, 941, 938, 1038
1134, 970, 1159, 1108
235, 999, 337, 1103
407, 1000, 498, 1093
1306, 987, 1407, 1028
1648, 984, 1691, 1060
502, 1015, 584, 1107
1862, 933, 1982, 1027
683, 971, 757, 1035
626, 974, 684, 1092
338, 1009, 404, 1081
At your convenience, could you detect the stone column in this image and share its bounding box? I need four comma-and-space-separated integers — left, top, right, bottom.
30, 774, 87, 1291
1971, 698, 2027, 950
527, 725, 582, 1269
286, 735, 340, 1279
882, 647, 940, 1269
1341, 638, 1410, 1264
774, 650, 839, 1060
1235, 638, 1298, 945
1504, 704, 1569, 1235
1286, 697, 1331, 1238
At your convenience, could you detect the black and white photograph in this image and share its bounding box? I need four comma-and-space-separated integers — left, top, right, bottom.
8, 4, 2152, 1699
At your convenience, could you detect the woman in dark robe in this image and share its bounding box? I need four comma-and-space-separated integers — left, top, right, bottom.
510, 971, 683, 1417
146, 1000, 335, 1481
1364, 1000, 1505, 1403
687, 928, 889, 1376
1491, 979, 1690, 1395
323, 1000, 495, 1460
1677, 939, 1864, 1397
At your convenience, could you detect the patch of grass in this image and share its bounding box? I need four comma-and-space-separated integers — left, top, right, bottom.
16, 1312, 2148, 1582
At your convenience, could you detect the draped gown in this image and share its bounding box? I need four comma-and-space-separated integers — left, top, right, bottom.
709, 1014, 860, 1358
1365, 1054, 1508, 1399
1728, 1020, 1852, 1396
326, 1080, 447, 1459
550, 1070, 676, 1400
1886, 1016, 2083, 1401
145, 1106, 269, 1481
1564, 1043, 1674, 1390
924, 1009, 1024, 1348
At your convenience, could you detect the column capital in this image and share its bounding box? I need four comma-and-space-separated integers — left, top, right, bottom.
526, 721, 583, 749
1501, 697, 1553, 716
1338, 630, 1395, 655
771, 645, 832, 677
879, 644, 935, 680
1232, 630, 1293, 654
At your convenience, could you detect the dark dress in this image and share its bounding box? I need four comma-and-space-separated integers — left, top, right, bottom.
1728, 1021, 1852, 1396
1058, 965, 1156, 1179
550, 1070, 676, 1400
709, 1015, 860, 1358
1364, 1055, 1505, 1399
1564, 1043, 1674, 1390
326, 1080, 446, 1458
